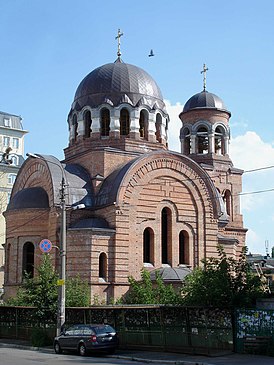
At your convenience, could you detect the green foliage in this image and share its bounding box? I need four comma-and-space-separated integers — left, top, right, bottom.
7, 254, 58, 321
66, 275, 90, 307
124, 269, 182, 305
181, 245, 266, 307
6, 254, 90, 316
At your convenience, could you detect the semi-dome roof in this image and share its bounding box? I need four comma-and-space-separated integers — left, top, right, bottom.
150, 266, 192, 283
71, 59, 165, 111
182, 90, 230, 114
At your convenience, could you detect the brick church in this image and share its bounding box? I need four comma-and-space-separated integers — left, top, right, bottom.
3, 45, 247, 302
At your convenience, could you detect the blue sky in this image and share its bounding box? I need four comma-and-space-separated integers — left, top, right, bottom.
1, 0, 274, 255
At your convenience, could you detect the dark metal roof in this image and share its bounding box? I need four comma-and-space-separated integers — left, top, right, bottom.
95, 157, 138, 207
150, 266, 192, 282
182, 90, 230, 115
70, 217, 110, 229
71, 60, 165, 111
8, 187, 49, 210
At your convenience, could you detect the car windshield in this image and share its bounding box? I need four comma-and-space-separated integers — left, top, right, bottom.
93, 325, 115, 334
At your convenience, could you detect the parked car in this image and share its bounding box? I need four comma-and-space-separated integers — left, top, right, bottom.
53, 324, 118, 356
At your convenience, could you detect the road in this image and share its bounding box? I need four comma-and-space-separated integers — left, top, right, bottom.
0, 347, 149, 365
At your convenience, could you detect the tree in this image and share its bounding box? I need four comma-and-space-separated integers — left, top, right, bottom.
181, 245, 266, 307
6, 254, 91, 314
123, 269, 182, 305
7, 254, 58, 321
66, 275, 90, 307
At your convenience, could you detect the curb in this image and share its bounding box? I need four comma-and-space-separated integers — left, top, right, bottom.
0, 342, 213, 365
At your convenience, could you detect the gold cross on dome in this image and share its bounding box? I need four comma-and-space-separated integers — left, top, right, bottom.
115, 29, 124, 58
200, 63, 209, 91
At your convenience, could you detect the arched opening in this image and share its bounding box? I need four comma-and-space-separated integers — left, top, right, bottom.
179, 231, 189, 265
197, 126, 208, 154
183, 128, 191, 154
223, 190, 231, 216
99, 252, 107, 281
155, 114, 162, 142
161, 207, 172, 265
143, 228, 154, 264
139, 110, 148, 139
215, 126, 225, 155
101, 108, 110, 136
120, 108, 130, 136
84, 110, 92, 138
22, 242, 34, 278
72, 114, 78, 141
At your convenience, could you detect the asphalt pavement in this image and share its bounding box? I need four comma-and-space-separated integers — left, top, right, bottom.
1, 338, 274, 365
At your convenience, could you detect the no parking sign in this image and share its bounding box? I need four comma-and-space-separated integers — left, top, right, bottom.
39, 239, 52, 253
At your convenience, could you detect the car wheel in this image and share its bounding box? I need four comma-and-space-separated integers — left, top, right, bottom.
54, 341, 62, 354
78, 343, 87, 356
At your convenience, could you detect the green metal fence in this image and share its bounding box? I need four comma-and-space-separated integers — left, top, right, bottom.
0, 305, 233, 354
235, 308, 274, 355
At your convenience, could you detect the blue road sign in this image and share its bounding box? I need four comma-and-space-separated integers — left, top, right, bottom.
39, 239, 52, 253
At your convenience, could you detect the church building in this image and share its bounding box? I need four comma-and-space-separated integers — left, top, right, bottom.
3, 38, 247, 303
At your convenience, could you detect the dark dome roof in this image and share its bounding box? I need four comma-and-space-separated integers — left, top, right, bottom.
72, 59, 165, 111
183, 90, 229, 114
8, 187, 49, 210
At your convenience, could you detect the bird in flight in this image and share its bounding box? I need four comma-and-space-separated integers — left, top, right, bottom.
148, 49, 155, 57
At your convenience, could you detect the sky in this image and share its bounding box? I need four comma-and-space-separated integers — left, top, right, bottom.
1, 0, 274, 255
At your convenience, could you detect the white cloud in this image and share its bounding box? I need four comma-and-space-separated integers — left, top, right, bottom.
246, 229, 265, 254
230, 131, 274, 170
165, 99, 183, 153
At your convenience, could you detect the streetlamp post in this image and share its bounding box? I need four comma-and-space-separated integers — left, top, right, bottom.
26, 153, 84, 336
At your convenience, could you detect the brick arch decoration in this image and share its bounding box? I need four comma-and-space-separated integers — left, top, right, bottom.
11, 157, 63, 207
116, 151, 221, 222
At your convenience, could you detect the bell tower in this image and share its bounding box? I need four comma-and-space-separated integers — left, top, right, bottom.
179, 65, 245, 230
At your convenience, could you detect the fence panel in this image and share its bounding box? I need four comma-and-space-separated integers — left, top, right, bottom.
235, 309, 274, 354
0, 305, 233, 354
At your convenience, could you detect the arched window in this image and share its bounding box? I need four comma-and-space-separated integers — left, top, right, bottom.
155, 114, 162, 142
22, 242, 34, 278
161, 207, 172, 265
139, 110, 148, 139
99, 253, 107, 281
8, 173, 16, 185
179, 231, 189, 265
120, 108, 130, 136
197, 126, 208, 154
143, 228, 154, 264
101, 108, 110, 136
73, 114, 78, 141
84, 110, 92, 138
223, 190, 231, 216
215, 126, 225, 155
10, 155, 18, 166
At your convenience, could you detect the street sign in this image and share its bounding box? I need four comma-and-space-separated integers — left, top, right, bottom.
39, 239, 52, 253
57, 279, 65, 286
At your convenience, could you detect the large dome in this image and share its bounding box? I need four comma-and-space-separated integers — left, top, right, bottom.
182, 90, 230, 114
72, 59, 165, 111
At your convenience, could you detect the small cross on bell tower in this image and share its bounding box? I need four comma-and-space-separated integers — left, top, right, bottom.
200, 63, 209, 91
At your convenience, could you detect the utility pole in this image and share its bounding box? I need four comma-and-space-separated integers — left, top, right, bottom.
57, 177, 66, 336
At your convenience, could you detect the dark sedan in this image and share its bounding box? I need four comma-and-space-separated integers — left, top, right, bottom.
53, 324, 118, 356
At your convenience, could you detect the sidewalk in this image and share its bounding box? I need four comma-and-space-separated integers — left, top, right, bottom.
1, 338, 274, 365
